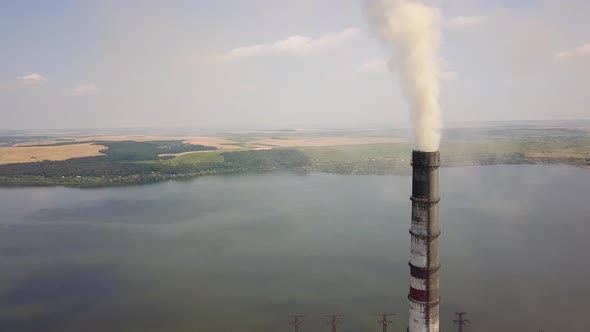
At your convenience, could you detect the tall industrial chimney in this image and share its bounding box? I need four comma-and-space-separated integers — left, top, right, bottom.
408, 150, 440, 332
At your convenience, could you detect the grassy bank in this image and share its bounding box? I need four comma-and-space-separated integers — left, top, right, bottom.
0, 149, 311, 187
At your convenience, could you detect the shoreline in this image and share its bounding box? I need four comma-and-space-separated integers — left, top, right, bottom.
1, 160, 587, 188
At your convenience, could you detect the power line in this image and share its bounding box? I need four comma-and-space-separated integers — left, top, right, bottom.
453, 312, 471, 332
375, 313, 395, 332
325, 314, 344, 332
288, 315, 306, 332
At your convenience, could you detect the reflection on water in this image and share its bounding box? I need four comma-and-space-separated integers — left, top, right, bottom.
0, 165, 589, 332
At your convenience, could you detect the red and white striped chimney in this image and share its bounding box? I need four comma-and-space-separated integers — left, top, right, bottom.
408, 150, 441, 332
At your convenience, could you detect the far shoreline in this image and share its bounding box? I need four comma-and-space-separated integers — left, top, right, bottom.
0, 161, 587, 189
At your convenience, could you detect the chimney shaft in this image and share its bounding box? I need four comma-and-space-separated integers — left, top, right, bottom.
408, 150, 440, 332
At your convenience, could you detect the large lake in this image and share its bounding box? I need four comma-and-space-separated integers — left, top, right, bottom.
0, 165, 589, 332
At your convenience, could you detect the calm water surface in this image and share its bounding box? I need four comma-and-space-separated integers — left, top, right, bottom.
0, 165, 589, 332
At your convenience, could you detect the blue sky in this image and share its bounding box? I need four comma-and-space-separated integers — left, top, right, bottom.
1, 0, 589, 130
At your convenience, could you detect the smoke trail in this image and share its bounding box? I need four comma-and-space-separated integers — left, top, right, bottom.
364, 0, 442, 152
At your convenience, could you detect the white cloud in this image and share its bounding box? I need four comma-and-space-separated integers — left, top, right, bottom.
332, 58, 389, 80
439, 57, 458, 81
357, 58, 389, 73
202, 27, 359, 63
440, 70, 458, 80
335, 57, 458, 81
70, 84, 98, 95
16, 73, 47, 86
554, 43, 590, 62
444, 15, 487, 29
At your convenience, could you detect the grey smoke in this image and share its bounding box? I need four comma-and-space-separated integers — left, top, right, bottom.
365, 0, 442, 152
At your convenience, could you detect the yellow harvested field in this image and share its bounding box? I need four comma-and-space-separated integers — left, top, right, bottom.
72, 135, 180, 142
251, 137, 406, 148
182, 137, 243, 150
158, 145, 271, 158
157, 150, 221, 158
158, 151, 201, 158
0, 143, 106, 165
14, 140, 73, 147
71, 135, 243, 150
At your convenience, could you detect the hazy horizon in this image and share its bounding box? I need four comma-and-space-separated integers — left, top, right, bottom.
2, 0, 589, 129
1, 118, 589, 136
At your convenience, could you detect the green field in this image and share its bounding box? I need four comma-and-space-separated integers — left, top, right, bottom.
0, 128, 589, 186
0, 148, 311, 186
299, 143, 411, 162
296, 137, 590, 175
164, 151, 225, 165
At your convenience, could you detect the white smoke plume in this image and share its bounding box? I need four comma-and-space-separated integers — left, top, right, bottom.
364, 0, 442, 152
